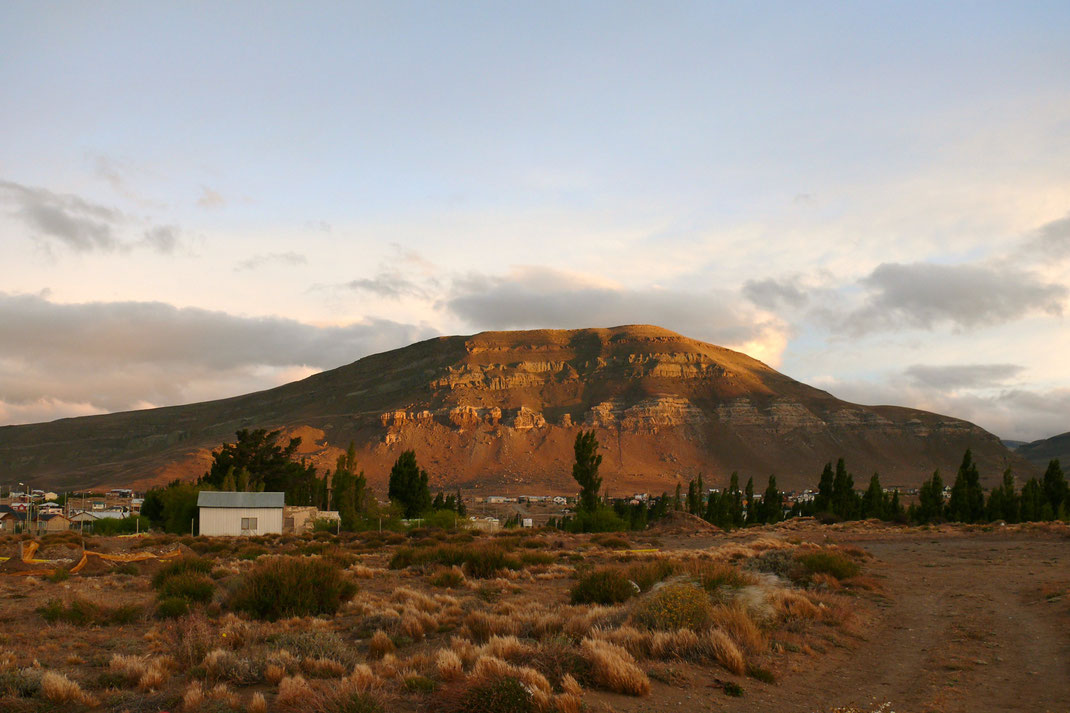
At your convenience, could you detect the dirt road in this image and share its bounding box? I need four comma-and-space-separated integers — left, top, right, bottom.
737, 532, 1070, 713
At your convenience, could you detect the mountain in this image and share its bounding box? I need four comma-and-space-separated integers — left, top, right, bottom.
0, 325, 1035, 495
1015, 431, 1070, 468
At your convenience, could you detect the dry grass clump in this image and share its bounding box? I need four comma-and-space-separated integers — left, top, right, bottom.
40, 671, 97, 706
703, 629, 746, 675
569, 568, 638, 605
650, 628, 702, 660
276, 674, 313, 706
436, 648, 465, 681
203, 648, 263, 685
109, 653, 172, 690
436, 655, 552, 713
367, 630, 395, 659
429, 566, 467, 589
579, 638, 650, 696
463, 610, 519, 643
301, 657, 348, 678
588, 625, 651, 660
481, 635, 535, 662
631, 583, 712, 631
710, 603, 766, 655
248, 691, 268, 713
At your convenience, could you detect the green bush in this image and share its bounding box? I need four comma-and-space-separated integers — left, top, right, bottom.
227, 556, 357, 621
38, 597, 95, 625
389, 544, 521, 579
442, 675, 535, 713
429, 567, 466, 588
157, 572, 216, 603
631, 583, 712, 631
570, 568, 637, 605
151, 556, 213, 588
625, 559, 677, 592
795, 550, 861, 581
155, 597, 189, 619
566, 507, 628, 533
0, 668, 42, 697
45, 568, 70, 583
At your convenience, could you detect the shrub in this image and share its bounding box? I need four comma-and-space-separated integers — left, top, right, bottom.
270, 631, 355, 666
592, 535, 631, 549
152, 556, 213, 588
795, 551, 861, 581
389, 544, 521, 579
38, 598, 95, 626
690, 562, 755, 592
429, 566, 466, 588
155, 597, 190, 619
441, 674, 536, 713
579, 639, 650, 696
518, 552, 555, 566
631, 584, 712, 631
570, 569, 637, 605
226, 556, 357, 621
624, 559, 677, 592
157, 572, 216, 603
0, 668, 42, 697
45, 569, 70, 583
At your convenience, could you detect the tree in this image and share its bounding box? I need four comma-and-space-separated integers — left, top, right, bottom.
387, 450, 432, 518
727, 472, 744, 528
1042, 460, 1067, 518
744, 477, 755, 525
199, 429, 320, 505
918, 470, 945, 523
761, 475, 782, 524
814, 462, 835, 513
862, 473, 885, 520
832, 458, 856, 519
572, 431, 604, 513
948, 449, 985, 523
332, 443, 368, 531
1020, 477, 1044, 522
455, 490, 468, 518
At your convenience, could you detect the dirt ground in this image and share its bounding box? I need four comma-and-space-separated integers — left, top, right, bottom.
602, 525, 1070, 713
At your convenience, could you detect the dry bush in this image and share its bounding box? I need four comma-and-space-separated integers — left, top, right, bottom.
276, 674, 313, 706
463, 611, 519, 643
0, 650, 16, 671
631, 583, 712, 631
811, 573, 842, 591
773, 590, 823, 626
449, 636, 481, 668
247, 691, 267, 713
300, 657, 348, 678
436, 649, 465, 681
182, 681, 204, 712
528, 637, 592, 690
265, 663, 287, 685
349, 564, 379, 578
579, 638, 650, 696
367, 630, 395, 659
702, 629, 745, 675
710, 603, 766, 655
40, 671, 96, 706
165, 612, 217, 668
588, 625, 651, 660
204, 648, 263, 685
481, 635, 535, 663
207, 683, 242, 709
650, 629, 701, 660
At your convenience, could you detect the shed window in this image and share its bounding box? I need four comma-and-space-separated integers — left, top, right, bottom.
241, 517, 258, 530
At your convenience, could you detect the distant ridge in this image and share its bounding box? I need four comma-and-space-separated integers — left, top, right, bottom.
1016, 431, 1070, 467
0, 325, 1036, 493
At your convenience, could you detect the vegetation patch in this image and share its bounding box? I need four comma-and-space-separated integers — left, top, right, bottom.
227, 556, 357, 620
631, 583, 712, 631
570, 568, 638, 605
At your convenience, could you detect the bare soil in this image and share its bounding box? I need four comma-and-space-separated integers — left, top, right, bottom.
602, 525, 1070, 713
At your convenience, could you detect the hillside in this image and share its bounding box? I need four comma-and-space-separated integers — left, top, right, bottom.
1016, 431, 1070, 467
0, 325, 1035, 494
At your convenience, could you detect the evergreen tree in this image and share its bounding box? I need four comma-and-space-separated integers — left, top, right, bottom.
727, 472, 744, 528
1020, 477, 1044, 522
571, 430, 604, 513
1042, 460, 1067, 518
814, 462, 835, 513
744, 477, 755, 525
918, 470, 945, 523
432, 492, 445, 510
455, 490, 467, 518
862, 473, 885, 519
832, 458, 855, 519
387, 450, 432, 518
998, 470, 1018, 523
199, 429, 320, 504
889, 490, 904, 521
948, 449, 985, 523
761, 475, 781, 524
687, 479, 699, 515
673, 482, 682, 511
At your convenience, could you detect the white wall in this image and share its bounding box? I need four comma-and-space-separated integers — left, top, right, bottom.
198, 507, 283, 536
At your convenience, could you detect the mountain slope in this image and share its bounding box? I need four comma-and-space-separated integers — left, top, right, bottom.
0, 325, 1035, 494
1016, 431, 1070, 467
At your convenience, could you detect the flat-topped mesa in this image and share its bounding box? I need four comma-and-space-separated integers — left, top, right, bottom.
0, 324, 1035, 492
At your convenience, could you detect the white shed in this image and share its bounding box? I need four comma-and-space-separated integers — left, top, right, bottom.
197, 491, 285, 536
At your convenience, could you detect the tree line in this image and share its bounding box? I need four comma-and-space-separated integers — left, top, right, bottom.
141, 429, 465, 534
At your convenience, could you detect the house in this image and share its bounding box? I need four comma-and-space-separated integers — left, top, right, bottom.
37, 513, 71, 533
69, 511, 99, 531
197, 491, 285, 536
283, 506, 339, 534
0, 506, 18, 533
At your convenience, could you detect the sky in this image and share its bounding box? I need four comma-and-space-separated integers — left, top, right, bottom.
1, 2, 1069, 441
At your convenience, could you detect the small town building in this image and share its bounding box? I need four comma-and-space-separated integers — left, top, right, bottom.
0, 506, 18, 533
197, 491, 285, 536
69, 511, 99, 531
283, 505, 339, 534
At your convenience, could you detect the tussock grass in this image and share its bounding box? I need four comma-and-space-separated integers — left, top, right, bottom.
579, 638, 650, 696
569, 568, 637, 605
631, 583, 712, 631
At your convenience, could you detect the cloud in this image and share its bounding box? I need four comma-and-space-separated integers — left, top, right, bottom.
833, 262, 1066, 335
197, 186, 225, 209
0, 178, 182, 254
742, 276, 810, 311
903, 363, 1025, 391
445, 266, 789, 364
345, 272, 432, 299
235, 252, 308, 271
0, 179, 122, 252
0, 292, 435, 424
1028, 212, 1070, 260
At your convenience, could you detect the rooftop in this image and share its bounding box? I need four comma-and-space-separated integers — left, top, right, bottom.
197, 491, 285, 509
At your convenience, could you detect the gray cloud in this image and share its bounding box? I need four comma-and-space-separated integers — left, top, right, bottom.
742, 276, 810, 311
1029, 213, 1070, 260
0, 292, 434, 423
0, 179, 122, 252
235, 252, 308, 271
446, 266, 784, 348
346, 272, 430, 299
833, 262, 1066, 335
1, 178, 182, 254
198, 186, 225, 209
904, 363, 1025, 390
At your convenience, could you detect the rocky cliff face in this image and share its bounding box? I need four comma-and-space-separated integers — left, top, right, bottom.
0, 325, 1034, 493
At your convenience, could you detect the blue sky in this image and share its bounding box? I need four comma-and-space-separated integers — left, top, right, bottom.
1, 2, 1069, 439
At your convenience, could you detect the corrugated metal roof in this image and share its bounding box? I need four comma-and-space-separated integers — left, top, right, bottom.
197, 491, 285, 508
